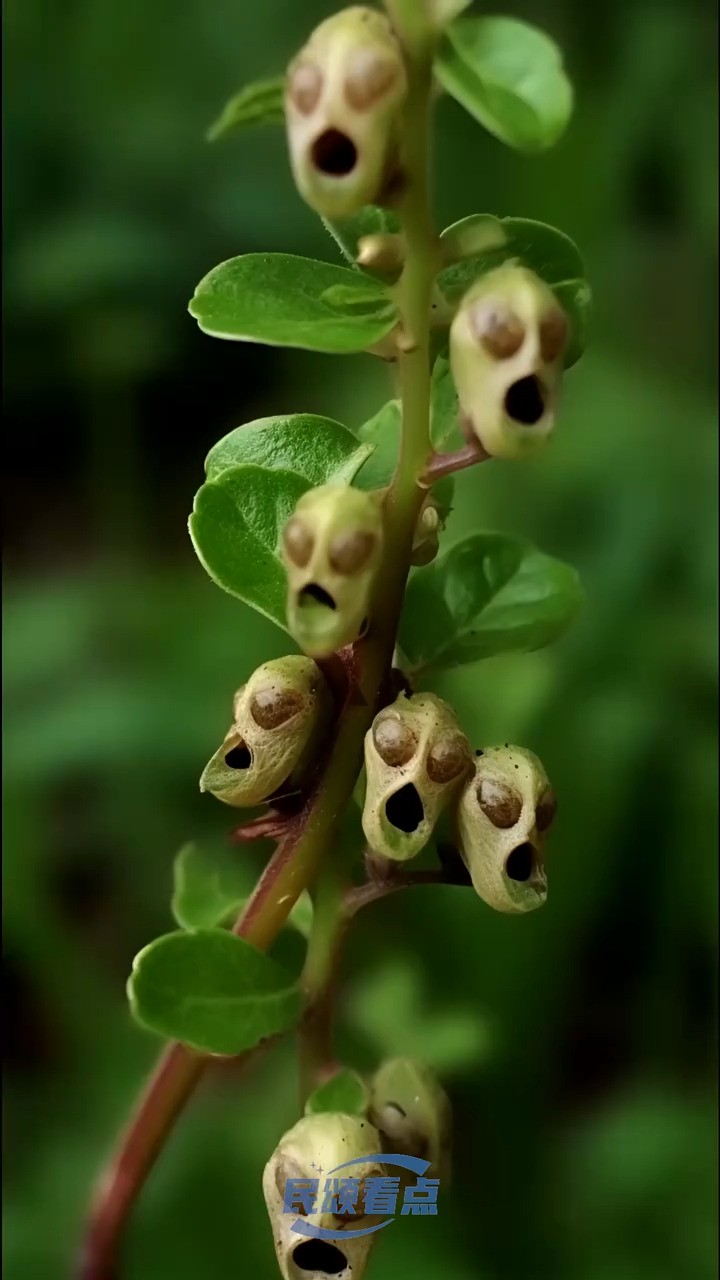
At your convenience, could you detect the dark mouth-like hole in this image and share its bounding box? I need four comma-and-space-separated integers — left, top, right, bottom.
505, 842, 536, 882
312, 129, 358, 177
385, 783, 424, 834
224, 744, 252, 770
299, 583, 337, 610
505, 376, 545, 425
293, 1240, 348, 1275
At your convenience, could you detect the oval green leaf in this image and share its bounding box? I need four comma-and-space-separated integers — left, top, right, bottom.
399, 532, 584, 673
171, 841, 314, 938
204, 414, 371, 486
435, 16, 574, 152
305, 1068, 370, 1118
128, 929, 303, 1055
207, 77, 285, 142
189, 254, 396, 353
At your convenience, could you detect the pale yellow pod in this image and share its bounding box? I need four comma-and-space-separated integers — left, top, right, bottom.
450, 265, 569, 460
455, 745, 557, 913
285, 7, 407, 218
263, 1111, 385, 1280
369, 1058, 452, 1181
282, 484, 384, 658
200, 656, 331, 808
362, 692, 472, 862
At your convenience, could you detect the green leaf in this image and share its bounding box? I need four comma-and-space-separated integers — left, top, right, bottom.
207, 77, 285, 142
189, 464, 306, 628
399, 532, 584, 672
128, 929, 303, 1055
171, 841, 314, 939
304, 1068, 370, 1117
172, 841, 250, 931
354, 400, 455, 519
189, 254, 397, 354
204, 415, 372, 486
436, 216, 589, 366
430, 351, 465, 453
435, 16, 573, 152
323, 206, 401, 266
439, 213, 507, 263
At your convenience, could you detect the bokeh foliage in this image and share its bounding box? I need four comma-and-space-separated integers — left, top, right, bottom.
3, 1, 717, 1278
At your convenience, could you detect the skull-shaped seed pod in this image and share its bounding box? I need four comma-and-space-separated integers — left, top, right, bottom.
449, 265, 570, 460
455, 745, 557, 913
369, 1058, 452, 1181
282, 484, 384, 659
263, 1112, 385, 1280
285, 7, 407, 219
362, 692, 472, 861
200, 656, 331, 808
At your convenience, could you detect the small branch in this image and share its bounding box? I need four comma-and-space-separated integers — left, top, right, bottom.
422, 440, 490, 484
345, 868, 447, 916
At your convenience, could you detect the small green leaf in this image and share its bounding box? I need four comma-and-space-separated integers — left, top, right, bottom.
128, 929, 303, 1055
430, 352, 465, 453
189, 254, 397, 354
204, 415, 371, 486
439, 213, 507, 263
435, 16, 573, 152
172, 841, 250, 931
400, 532, 584, 672
305, 1068, 370, 1117
323, 206, 401, 266
207, 77, 285, 142
436, 216, 589, 366
189, 464, 306, 628
354, 400, 454, 519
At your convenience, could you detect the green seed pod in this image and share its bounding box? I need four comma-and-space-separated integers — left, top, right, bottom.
200, 656, 331, 808
410, 498, 441, 567
455, 745, 556, 913
285, 7, 407, 218
449, 265, 569, 460
362, 692, 472, 861
282, 484, 384, 658
369, 1058, 452, 1180
263, 1111, 385, 1280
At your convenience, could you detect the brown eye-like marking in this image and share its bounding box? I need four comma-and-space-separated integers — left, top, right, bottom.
283, 517, 314, 568
477, 777, 522, 828
535, 787, 557, 832
329, 529, 376, 575
471, 303, 526, 360
250, 686, 304, 730
427, 736, 469, 784
288, 62, 323, 115
373, 714, 416, 766
345, 51, 399, 110
539, 309, 568, 363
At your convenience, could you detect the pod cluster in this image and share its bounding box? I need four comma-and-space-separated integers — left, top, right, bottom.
285, 7, 407, 218
263, 1058, 450, 1280
450, 265, 570, 460
362, 695, 557, 914
200, 656, 331, 808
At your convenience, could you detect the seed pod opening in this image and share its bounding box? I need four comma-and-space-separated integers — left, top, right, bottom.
362, 692, 471, 861
283, 484, 384, 658
200, 656, 331, 808
369, 1058, 452, 1181
263, 1112, 385, 1280
285, 7, 407, 218
450, 266, 569, 460
455, 745, 555, 912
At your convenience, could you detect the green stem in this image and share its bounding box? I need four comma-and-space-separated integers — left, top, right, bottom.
79, 18, 438, 1279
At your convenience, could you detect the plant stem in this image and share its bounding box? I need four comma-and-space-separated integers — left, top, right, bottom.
79, 17, 438, 1278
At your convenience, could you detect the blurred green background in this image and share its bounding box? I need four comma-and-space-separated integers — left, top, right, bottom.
3, 0, 718, 1277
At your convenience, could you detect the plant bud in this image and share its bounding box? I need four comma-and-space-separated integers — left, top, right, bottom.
263, 1111, 385, 1280
410, 499, 441, 567
200, 656, 331, 808
450, 265, 569, 460
455, 745, 556, 913
282, 484, 384, 658
356, 232, 404, 278
362, 692, 472, 861
369, 1058, 452, 1180
285, 7, 407, 218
